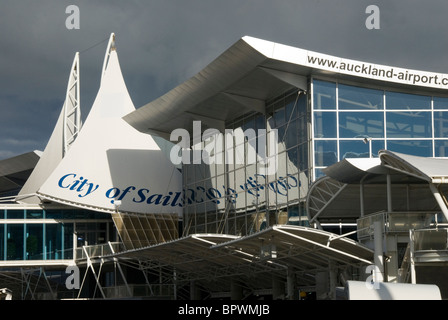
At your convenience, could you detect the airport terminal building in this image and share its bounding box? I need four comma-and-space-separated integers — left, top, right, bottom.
1, 34, 448, 300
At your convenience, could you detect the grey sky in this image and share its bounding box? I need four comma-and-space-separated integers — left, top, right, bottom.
0, 0, 447, 159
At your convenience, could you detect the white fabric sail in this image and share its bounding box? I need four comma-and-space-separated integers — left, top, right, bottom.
37, 39, 182, 215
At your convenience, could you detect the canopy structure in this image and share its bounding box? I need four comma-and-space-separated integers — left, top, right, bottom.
81, 225, 373, 296
0, 151, 41, 198
123, 36, 309, 140
307, 150, 448, 224
32, 34, 182, 218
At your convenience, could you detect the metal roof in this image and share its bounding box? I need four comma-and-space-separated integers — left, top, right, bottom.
0, 151, 41, 196
307, 151, 448, 223
96, 225, 373, 289
123, 37, 309, 139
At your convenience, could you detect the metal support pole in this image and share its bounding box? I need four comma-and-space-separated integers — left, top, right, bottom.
429, 183, 448, 222
374, 220, 384, 283
387, 173, 392, 213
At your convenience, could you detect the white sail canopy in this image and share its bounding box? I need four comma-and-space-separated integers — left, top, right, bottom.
36, 36, 182, 215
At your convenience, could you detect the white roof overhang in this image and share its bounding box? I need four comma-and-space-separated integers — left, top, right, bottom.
379, 150, 448, 184
124, 36, 448, 139
307, 151, 448, 223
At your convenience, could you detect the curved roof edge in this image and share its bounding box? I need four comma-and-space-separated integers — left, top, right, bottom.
125, 35, 448, 138
379, 150, 448, 183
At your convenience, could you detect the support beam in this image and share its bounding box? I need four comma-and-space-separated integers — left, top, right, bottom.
223, 92, 266, 115
429, 183, 448, 222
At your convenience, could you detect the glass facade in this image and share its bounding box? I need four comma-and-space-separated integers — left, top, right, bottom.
0, 207, 114, 261
312, 79, 448, 178
183, 90, 310, 236
181, 78, 448, 237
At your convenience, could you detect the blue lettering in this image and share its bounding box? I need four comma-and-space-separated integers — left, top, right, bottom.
133, 188, 150, 203
58, 173, 76, 188
106, 187, 121, 204
195, 186, 205, 203
206, 188, 221, 204
117, 186, 136, 200
146, 193, 163, 205
170, 191, 183, 207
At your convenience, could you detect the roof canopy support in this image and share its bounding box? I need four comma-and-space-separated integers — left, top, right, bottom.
222, 93, 266, 115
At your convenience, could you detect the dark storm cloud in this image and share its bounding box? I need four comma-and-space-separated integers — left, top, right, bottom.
0, 0, 447, 159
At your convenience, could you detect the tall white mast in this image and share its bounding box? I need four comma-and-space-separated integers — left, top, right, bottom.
63, 51, 81, 157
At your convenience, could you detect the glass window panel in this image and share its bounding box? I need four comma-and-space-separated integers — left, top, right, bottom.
0, 210, 4, 219
298, 93, 307, 118
26, 224, 43, 260
387, 140, 432, 157
285, 119, 298, 149
314, 140, 337, 166
7, 224, 24, 260
315, 168, 327, 179
339, 140, 370, 159
64, 223, 74, 259
273, 107, 286, 128
386, 91, 431, 110
371, 140, 385, 157
338, 84, 383, 110
313, 80, 336, 110
314, 112, 337, 138
298, 143, 309, 171
339, 112, 384, 138
434, 97, 448, 109
6, 210, 24, 219
26, 209, 44, 219
386, 111, 432, 138
297, 116, 308, 144
255, 115, 266, 131
286, 147, 299, 174
0, 225, 3, 260
46, 224, 62, 260
435, 140, 448, 157
434, 111, 448, 138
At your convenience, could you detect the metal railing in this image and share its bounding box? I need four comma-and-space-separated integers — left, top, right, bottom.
357, 211, 433, 240
75, 242, 124, 260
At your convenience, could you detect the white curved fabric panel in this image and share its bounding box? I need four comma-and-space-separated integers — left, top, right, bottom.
37, 49, 182, 215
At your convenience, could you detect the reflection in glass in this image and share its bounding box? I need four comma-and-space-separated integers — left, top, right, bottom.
7, 224, 23, 260
434, 97, 448, 109
314, 140, 337, 166
434, 111, 448, 138
339, 140, 370, 159
313, 80, 336, 109
435, 140, 448, 157
386, 91, 431, 110
314, 112, 337, 138
338, 84, 383, 110
387, 140, 432, 157
386, 112, 432, 138
26, 224, 43, 260
339, 112, 384, 138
